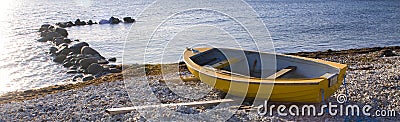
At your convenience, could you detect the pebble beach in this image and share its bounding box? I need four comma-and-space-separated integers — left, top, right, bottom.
0, 46, 399, 121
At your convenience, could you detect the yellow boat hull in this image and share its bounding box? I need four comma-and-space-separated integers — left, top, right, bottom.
184, 48, 347, 103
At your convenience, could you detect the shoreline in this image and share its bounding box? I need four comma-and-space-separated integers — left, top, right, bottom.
1, 45, 398, 104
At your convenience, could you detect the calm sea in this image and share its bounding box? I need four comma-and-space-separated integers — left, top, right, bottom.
0, 0, 398, 94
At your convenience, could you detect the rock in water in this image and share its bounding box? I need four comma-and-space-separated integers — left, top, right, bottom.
79, 58, 97, 69
69, 42, 89, 54
55, 28, 68, 37
87, 63, 104, 75
56, 22, 68, 28
43, 32, 62, 41
87, 20, 94, 25
56, 46, 71, 55
53, 54, 67, 63
63, 38, 72, 43
109, 17, 121, 24
53, 37, 65, 46
49, 47, 58, 54
99, 19, 110, 24
108, 57, 117, 62
82, 75, 94, 81
75, 19, 82, 25
81, 46, 101, 56
123, 17, 135, 23
39, 24, 51, 32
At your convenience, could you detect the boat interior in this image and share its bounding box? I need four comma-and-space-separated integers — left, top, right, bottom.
189, 48, 339, 79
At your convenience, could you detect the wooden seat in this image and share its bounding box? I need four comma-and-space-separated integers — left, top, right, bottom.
211, 56, 246, 69
265, 66, 297, 79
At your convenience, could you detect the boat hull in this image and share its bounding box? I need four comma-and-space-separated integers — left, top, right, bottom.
184, 48, 347, 103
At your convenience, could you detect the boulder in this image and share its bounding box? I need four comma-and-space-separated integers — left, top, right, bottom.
87, 63, 104, 75
49, 47, 58, 54
53, 54, 67, 63
55, 28, 68, 37
99, 19, 110, 24
109, 17, 121, 24
67, 21, 75, 26
80, 21, 87, 25
123, 17, 135, 23
56, 22, 68, 28
39, 24, 51, 32
87, 20, 94, 25
75, 19, 83, 25
43, 32, 62, 41
69, 42, 89, 54
81, 46, 101, 56
380, 49, 396, 57
53, 38, 65, 46
64, 38, 72, 43
56, 46, 70, 55
108, 57, 117, 62
79, 58, 97, 69
82, 75, 94, 81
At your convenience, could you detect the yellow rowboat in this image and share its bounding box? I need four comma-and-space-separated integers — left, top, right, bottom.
183, 48, 347, 103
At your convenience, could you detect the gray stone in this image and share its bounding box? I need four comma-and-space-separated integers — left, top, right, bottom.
53, 54, 66, 63
49, 47, 58, 54
64, 38, 72, 43
82, 75, 95, 81
380, 49, 396, 57
81, 46, 100, 56
39, 24, 51, 32
43, 32, 62, 41
53, 38, 65, 46
69, 42, 89, 54
123, 17, 135, 23
108, 57, 116, 62
87, 63, 104, 75
55, 28, 68, 37
79, 58, 97, 69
